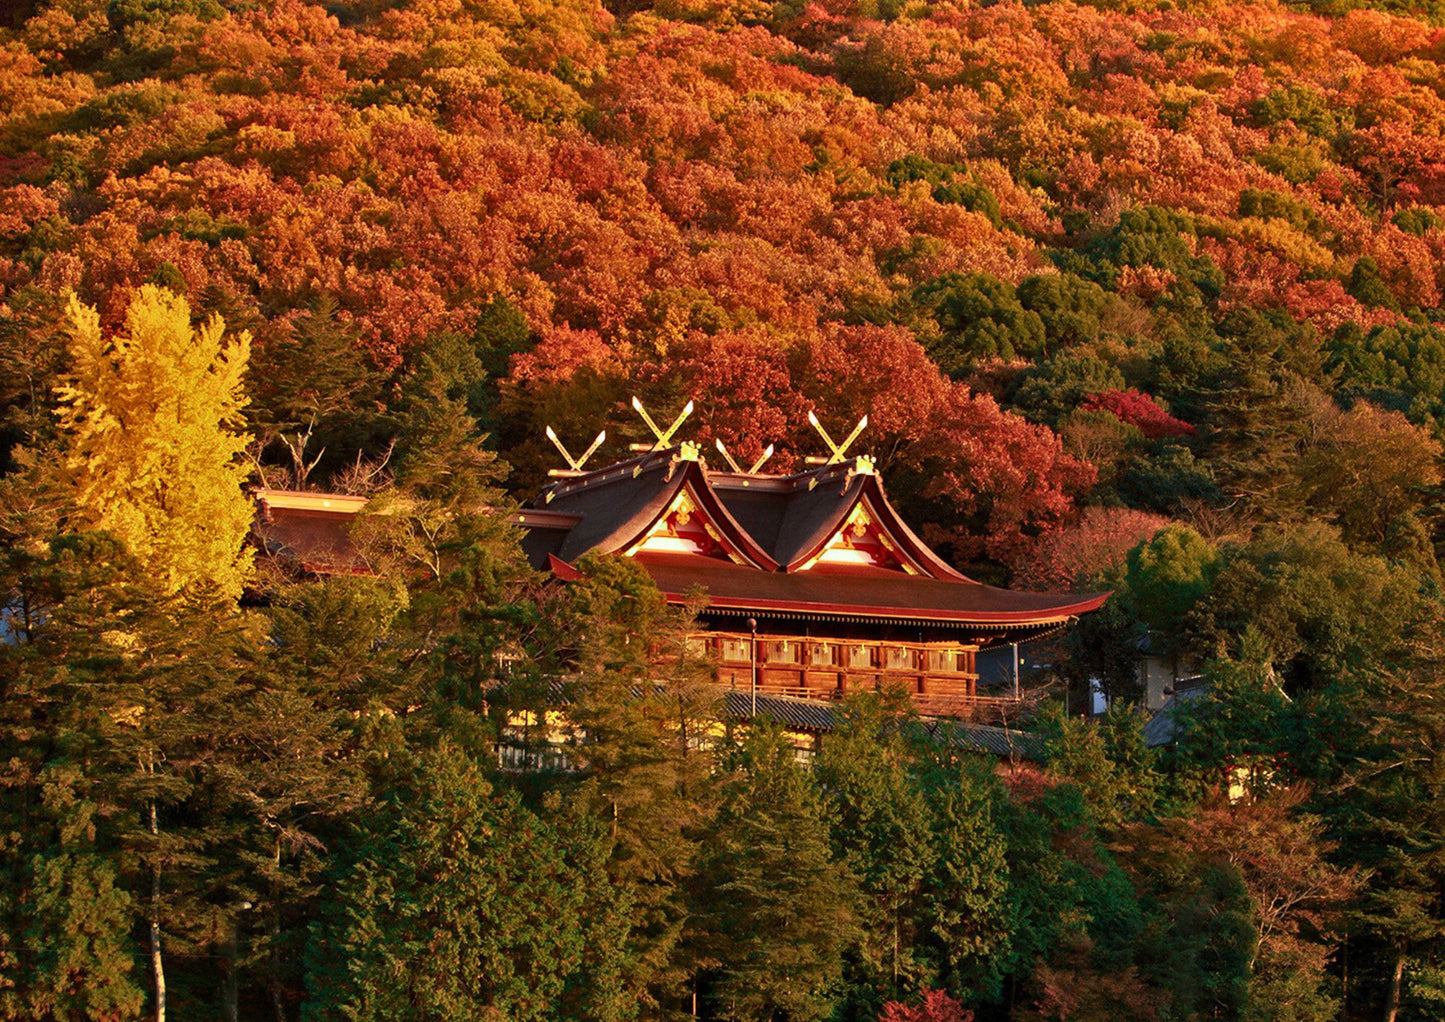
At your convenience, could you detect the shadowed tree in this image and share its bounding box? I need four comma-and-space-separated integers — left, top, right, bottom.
690, 726, 859, 1022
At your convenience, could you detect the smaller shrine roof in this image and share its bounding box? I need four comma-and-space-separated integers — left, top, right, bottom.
1142, 677, 1212, 747
251, 490, 371, 574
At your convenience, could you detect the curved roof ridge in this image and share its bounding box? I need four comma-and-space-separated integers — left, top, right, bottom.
547, 455, 781, 570
770, 472, 975, 581
855, 476, 975, 583
666, 461, 782, 571
551, 452, 690, 561
769, 473, 869, 570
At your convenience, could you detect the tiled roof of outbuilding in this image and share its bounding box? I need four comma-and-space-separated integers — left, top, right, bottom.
721, 690, 1046, 760
1143, 678, 1211, 747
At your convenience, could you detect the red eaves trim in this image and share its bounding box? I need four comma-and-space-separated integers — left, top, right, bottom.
856, 477, 972, 582
776, 476, 972, 582
547, 554, 584, 581
650, 587, 1111, 625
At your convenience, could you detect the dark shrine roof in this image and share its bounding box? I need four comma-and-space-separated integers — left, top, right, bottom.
529, 448, 1106, 636
714, 472, 863, 566
633, 552, 1106, 628
532, 450, 779, 569
254, 446, 1109, 638
708, 465, 969, 578
1142, 677, 1212, 747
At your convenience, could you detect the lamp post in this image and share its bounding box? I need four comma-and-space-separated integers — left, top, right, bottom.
748, 617, 758, 717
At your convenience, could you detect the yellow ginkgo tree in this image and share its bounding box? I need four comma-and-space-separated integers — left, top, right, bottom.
56, 285, 254, 603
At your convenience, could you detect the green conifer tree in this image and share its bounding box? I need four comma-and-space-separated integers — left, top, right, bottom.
561, 553, 721, 1013
690, 726, 859, 1022
5, 530, 253, 1022
913, 754, 1013, 1001
304, 742, 611, 1022
0, 765, 144, 1021
814, 694, 936, 1008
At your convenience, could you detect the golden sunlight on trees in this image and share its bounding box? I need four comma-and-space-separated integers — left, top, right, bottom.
55, 285, 254, 602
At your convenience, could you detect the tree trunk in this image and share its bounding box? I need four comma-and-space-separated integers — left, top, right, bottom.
149, 800, 166, 1022
223, 937, 238, 1022
222, 908, 239, 1022
272, 835, 286, 1022
1341, 935, 1349, 1019
892, 904, 900, 989
1384, 949, 1405, 1022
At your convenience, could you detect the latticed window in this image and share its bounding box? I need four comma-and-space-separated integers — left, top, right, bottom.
809, 642, 840, 666
721, 638, 750, 663
884, 646, 914, 671
848, 644, 873, 669
927, 649, 961, 672
768, 640, 799, 664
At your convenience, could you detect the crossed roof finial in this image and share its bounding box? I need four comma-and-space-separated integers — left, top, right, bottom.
713, 438, 776, 474
545, 425, 607, 478
551, 401, 862, 481
805, 411, 870, 468
629, 396, 695, 453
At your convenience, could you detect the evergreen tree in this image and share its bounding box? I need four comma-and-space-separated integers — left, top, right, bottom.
1122, 523, 1219, 671
1016, 273, 1114, 354
1036, 705, 1161, 828
1196, 309, 1328, 521
246, 293, 387, 489
815, 694, 935, 1010
354, 338, 540, 731
0, 765, 144, 1022
690, 726, 859, 1022
561, 554, 720, 1013
914, 272, 1046, 373
304, 742, 612, 1022
1331, 660, 1445, 1022
0, 285, 68, 476
913, 754, 1013, 1002
211, 628, 369, 1022
1009, 350, 1128, 428
5, 530, 253, 1022
997, 782, 1145, 1010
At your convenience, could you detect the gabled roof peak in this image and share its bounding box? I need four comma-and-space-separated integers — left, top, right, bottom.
710, 456, 877, 494
538, 443, 876, 504
539, 445, 698, 503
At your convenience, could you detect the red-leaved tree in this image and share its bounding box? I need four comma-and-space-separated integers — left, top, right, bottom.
1011, 506, 1171, 591
1082, 389, 1194, 439
879, 989, 974, 1022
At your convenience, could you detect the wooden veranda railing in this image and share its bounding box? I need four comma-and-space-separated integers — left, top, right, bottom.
691, 631, 1031, 722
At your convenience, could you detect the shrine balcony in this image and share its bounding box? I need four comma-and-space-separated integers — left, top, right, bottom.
691, 632, 1027, 723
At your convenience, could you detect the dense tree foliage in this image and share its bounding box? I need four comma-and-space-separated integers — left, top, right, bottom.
6, 0, 1445, 1017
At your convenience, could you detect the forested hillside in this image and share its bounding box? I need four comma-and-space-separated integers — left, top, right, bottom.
3, 0, 1445, 1018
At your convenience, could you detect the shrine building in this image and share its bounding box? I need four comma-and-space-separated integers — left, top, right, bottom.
254, 410, 1107, 726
